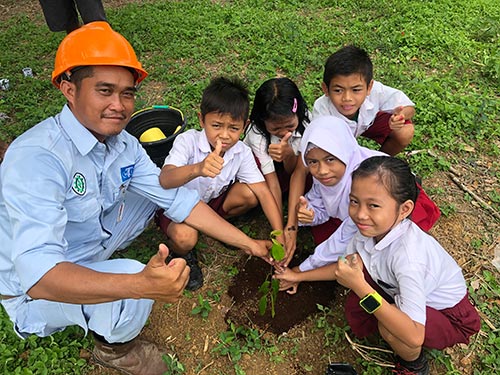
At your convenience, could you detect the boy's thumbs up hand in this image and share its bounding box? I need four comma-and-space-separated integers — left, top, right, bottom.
214, 138, 224, 156
200, 139, 224, 177
268, 132, 293, 162
297, 195, 314, 224
389, 106, 406, 130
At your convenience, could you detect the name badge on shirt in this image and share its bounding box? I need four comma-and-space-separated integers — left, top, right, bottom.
120, 164, 135, 182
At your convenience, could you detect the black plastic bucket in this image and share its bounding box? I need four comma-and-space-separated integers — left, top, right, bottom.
125, 105, 187, 167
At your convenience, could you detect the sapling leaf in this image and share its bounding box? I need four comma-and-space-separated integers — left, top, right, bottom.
270, 230, 285, 261
271, 278, 280, 295
258, 280, 270, 294
271, 238, 280, 245
270, 241, 285, 261
258, 295, 268, 316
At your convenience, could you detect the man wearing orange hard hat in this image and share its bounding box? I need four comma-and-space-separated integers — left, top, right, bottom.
0, 22, 271, 375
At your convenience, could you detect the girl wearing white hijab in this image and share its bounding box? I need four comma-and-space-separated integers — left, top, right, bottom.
297, 116, 386, 245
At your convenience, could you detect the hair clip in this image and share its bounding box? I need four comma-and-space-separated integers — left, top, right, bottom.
292, 98, 298, 113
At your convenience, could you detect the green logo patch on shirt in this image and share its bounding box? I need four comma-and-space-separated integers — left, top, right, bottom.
72, 172, 86, 195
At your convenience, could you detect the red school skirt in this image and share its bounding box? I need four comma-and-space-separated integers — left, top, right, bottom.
344, 269, 480, 350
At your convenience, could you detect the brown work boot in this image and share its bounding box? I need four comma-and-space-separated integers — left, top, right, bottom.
92, 336, 169, 375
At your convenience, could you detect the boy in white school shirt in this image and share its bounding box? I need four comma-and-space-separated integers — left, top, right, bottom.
313, 45, 415, 156
157, 76, 284, 290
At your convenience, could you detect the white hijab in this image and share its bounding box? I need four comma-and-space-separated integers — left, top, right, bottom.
300, 116, 386, 220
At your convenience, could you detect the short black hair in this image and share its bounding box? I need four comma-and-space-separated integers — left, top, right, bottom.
323, 45, 373, 88
200, 76, 250, 122
61, 66, 94, 88
61, 66, 138, 88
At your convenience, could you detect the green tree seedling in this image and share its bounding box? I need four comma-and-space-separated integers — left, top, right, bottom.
258, 230, 284, 318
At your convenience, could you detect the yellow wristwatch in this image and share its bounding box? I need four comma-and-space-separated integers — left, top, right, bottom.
359, 291, 382, 314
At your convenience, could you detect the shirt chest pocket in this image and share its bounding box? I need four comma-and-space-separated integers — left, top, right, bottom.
106, 183, 129, 212
65, 197, 101, 223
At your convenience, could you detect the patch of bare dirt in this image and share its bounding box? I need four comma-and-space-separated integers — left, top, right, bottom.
0, 1, 153, 25
226, 255, 339, 335
0, 1, 41, 23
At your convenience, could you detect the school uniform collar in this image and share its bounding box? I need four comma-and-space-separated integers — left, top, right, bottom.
198, 129, 242, 160
360, 93, 375, 112
362, 219, 411, 253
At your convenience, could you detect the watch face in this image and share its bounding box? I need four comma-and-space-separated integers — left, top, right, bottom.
360, 295, 380, 312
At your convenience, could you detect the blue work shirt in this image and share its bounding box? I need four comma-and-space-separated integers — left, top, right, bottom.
0, 105, 199, 297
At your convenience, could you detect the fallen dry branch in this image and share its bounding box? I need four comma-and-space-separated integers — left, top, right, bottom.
478, 310, 496, 331
196, 360, 214, 375
448, 174, 500, 221
344, 331, 394, 368
411, 149, 500, 221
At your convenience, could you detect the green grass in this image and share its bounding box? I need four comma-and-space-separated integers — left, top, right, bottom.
1, 0, 498, 160
1, 0, 499, 374
0, 310, 91, 374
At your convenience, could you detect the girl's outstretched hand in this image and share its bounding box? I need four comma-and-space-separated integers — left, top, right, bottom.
273, 266, 301, 294
280, 281, 298, 294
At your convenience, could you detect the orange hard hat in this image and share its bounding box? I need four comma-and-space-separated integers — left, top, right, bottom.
51, 21, 148, 88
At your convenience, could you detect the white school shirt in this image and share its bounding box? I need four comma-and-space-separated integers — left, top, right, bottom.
346, 219, 466, 325
299, 218, 358, 271
312, 80, 415, 137
164, 129, 264, 202
243, 123, 306, 175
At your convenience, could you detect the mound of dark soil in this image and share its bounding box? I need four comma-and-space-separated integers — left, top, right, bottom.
226, 250, 339, 335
